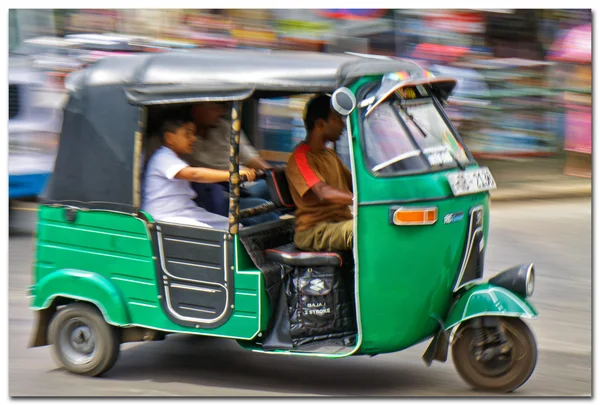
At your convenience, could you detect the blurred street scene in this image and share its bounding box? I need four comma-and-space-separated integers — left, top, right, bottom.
8, 9, 592, 202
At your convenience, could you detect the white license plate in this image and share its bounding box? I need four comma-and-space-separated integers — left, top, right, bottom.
447, 167, 497, 196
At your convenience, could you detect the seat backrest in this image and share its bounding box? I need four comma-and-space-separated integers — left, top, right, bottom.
265, 167, 295, 209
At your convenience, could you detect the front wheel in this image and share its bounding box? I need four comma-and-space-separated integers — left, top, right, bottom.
48, 302, 121, 377
452, 317, 537, 393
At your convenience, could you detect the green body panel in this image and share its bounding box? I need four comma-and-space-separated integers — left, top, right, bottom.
348, 78, 491, 355
32, 206, 262, 339
444, 284, 539, 331
234, 237, 272, 331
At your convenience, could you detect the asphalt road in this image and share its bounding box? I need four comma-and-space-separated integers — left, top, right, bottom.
7, 198, 592, 396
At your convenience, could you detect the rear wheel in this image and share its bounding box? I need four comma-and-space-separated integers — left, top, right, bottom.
48, 302, 121, 377
452, 317, 537, 393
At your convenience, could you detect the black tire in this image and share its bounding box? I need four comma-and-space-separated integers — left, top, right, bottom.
48, 302, 121, 377
452, 317, 537, 393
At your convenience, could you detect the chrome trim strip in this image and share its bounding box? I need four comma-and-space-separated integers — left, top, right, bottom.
171, 283, 220, 294
164, 237, 220, 248
167, 260, 221, 271
453, 206, 484, 292
179, 305, 217, 314
234, 315, 257, 319
156, 221, 226, 232
111, 276, 155, 286
224, 236, 229, 283
345, 115, 362, 357
129, 301, 157, 309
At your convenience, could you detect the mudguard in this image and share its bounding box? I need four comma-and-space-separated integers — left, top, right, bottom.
423, 283, 538, 366
30, 268, 131, 326
444, 283, 539, 331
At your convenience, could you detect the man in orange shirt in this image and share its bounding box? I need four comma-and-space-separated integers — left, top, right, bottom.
285, 94, 354, 252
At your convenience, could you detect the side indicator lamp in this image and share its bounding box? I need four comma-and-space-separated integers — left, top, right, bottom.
390, 206, 438, 226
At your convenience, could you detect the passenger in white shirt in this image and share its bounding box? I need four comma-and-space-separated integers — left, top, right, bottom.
142, 119, 256, 228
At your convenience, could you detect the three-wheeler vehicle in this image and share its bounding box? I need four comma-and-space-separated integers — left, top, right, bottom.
28, 49, 538, 392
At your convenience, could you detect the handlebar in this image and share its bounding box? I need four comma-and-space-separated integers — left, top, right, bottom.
240, 169, 267, 183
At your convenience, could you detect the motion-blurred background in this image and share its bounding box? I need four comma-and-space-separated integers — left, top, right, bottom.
8, 9, 592, 202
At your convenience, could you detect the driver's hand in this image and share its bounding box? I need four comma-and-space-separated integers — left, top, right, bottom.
240, 168, 257, 182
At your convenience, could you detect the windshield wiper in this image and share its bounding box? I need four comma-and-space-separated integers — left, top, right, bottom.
397, 102, 466, 170
372, 150, 422, 173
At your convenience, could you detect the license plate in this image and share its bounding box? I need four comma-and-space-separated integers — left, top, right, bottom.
447, 167, 497, 196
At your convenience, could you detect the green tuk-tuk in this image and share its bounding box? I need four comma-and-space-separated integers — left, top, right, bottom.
28, 50, 538, 392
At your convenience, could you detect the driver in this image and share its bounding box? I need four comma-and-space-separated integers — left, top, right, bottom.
185, 102, 280, 226
285, 94, 354, 252
142, 119, 257, 228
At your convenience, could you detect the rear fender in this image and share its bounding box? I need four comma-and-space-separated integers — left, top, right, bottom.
30, 269, 131, 327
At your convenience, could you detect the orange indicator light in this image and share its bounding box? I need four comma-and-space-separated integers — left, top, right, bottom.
392, 207, 438, 226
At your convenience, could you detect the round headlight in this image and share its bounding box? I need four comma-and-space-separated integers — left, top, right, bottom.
525, 265, 535, 297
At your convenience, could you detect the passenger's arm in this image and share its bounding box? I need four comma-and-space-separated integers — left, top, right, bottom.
311, 182, 354, 206
239, 130, 272, 170
175, 167, 256, 183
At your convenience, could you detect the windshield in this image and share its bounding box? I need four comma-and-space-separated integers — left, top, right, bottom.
363, 96, 470, 175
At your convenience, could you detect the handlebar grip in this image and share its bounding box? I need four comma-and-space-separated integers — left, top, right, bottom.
255, 169, 267, 180
239, 169, 267, 183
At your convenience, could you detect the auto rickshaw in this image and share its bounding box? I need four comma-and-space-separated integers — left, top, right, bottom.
28, 49, 538, 393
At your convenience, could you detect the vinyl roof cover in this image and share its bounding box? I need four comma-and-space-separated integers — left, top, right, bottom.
67, 49, 426, 98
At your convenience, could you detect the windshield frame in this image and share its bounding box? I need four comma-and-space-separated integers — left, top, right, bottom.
358, 80, 476, 178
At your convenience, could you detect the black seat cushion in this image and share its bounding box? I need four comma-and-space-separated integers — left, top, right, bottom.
265, 244, 344, 268
265, 168, 295, 209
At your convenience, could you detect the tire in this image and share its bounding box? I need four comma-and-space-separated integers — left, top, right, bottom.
452, 317, 537, 393
48, 302, 121, 377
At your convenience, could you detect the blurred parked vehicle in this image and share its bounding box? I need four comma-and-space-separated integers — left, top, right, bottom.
8, 55, 63, 200
15, 36, 85, 73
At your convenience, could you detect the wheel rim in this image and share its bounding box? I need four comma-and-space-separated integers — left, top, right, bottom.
465, 321, 525, 378
467, 343, 513, 377
58, 317, 96, 365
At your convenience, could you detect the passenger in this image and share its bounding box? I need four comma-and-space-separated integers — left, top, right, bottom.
185, 102, 280, 226
285, 94, 354, 252
142, 119, 257, 228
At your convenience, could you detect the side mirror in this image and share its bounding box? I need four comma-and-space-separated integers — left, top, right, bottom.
331, 87, 356, 116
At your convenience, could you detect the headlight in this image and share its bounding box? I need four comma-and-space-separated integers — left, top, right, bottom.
489, 263, 535, 297
525, 265, 535, 297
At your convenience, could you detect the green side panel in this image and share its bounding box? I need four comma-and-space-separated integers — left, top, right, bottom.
444, 284, 539, 330
347, 78, 492, 355
32, 206, 262, 339
235, 237, 271, 331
